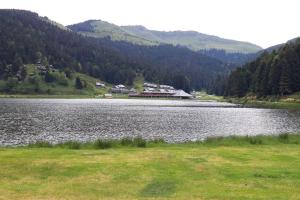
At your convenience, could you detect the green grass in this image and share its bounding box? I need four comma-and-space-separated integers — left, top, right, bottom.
194, 91, 224, 101
227, 96, 300, 109
133, 75, 144, 93
76, 21, 262, 53
0, 64, 111, 98
1, 134, 300, 199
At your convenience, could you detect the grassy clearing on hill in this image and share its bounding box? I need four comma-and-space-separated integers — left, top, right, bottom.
194, 91, 224, 101
195, 91, 300, 109
226, 92, 300, 109
0, 64, 112, 98
1, 134, 300, 200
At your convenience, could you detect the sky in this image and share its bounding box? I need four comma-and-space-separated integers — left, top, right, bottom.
1, 0, 300, 48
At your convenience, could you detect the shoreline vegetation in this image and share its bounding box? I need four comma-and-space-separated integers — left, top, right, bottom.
4, 132, 300, 149
227, 98, 300, 109
225, 93, 300, 109
1, 133, 300, 200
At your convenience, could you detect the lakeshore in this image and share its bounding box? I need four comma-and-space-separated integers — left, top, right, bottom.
1, 90, 300, 110
226, 98, 300, 109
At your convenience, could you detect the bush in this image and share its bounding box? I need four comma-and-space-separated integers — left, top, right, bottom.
151, 138, 166, 144
44, 71, 55, 82
53, 72, 69, 86
120, 137, 148, 147
133, 136, 146, 148
3, 77, 18, 92
28, 74, 41, 84
120, 137, 134, 146
205, 136, 224, 144
75, 77, 84, 89
62, 141, 81, 149
278, 133, 289, 143
248, 137, 263, 145
28, 141, 53, 148
93, 139, 112, 149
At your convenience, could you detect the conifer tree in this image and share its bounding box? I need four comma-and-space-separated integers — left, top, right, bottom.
75, 77, 83, 89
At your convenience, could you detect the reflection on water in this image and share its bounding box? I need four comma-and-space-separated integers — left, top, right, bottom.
0, 99, 300, 145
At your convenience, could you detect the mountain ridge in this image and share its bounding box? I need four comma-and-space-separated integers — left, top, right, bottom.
68, 20, 263, 53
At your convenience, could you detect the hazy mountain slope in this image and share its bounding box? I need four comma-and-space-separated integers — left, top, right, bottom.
68, 20, 262, 53
198, 49, 259, 65
122, 26, 262, 53
68, 20, 158, 46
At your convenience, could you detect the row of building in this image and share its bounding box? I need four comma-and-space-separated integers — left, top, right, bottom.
131, 82, 192, 99
110, 84, 136, 94
144, 82, 175, 90
130, 89, 192, 99
96, 82, 193, 99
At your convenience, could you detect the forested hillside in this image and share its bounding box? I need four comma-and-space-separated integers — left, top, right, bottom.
198, 49, 259, 65
225, 39, 300, 97
0, 9, 232, 93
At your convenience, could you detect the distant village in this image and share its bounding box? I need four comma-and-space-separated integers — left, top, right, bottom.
95, 81, 193, 99
34, 62, 192, 99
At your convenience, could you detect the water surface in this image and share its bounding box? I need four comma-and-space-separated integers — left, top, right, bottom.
0, 99, 300, 145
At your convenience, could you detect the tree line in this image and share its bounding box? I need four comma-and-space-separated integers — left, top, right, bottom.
218, 40, 300, 97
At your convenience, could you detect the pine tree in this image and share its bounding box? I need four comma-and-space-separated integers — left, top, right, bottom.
12, 54, 23, 75
268, 56, 281, 95
45, 71, 55, 82
19, 65, 27, 81
75, 77, 83, 89
279, 60, 292, 95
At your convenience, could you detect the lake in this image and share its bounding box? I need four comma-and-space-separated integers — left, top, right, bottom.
0, 98, 300, 146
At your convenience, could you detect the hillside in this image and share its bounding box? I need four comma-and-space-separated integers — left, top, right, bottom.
67, 20, 158, 46
225, 38, 300, 97
199, 37, 300, 66
0, 64, 108, 96
0, 9, 230, 94
261, 37, 300, 54
198, 49, 259, 65
68, 20, 262, 53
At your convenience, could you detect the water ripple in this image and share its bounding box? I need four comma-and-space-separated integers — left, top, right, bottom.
0, 99, 299, 146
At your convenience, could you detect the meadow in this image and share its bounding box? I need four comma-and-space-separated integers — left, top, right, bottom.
1, 134, 300, 200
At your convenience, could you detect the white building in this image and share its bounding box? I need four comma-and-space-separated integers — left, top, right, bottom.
115, 84, 126, 89
95, 82, 105, 87
144, 82, 158, 88
160, 85, 174, 90
111, 84, 130, 94
172, 90, 193, 99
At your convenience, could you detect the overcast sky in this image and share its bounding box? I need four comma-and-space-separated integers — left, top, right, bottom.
1, 0, 300, 48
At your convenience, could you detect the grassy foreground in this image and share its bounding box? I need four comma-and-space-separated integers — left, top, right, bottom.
1, 134, 300, 200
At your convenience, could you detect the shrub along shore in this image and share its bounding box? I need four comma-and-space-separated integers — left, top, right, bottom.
224, 92, 300, 109
24, 133, 300, 149
226, 98, 300, 109
1, 133, 300, 200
